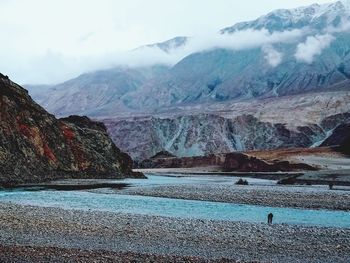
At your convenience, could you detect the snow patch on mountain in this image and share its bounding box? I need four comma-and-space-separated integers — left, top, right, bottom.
221, 1, 350, 34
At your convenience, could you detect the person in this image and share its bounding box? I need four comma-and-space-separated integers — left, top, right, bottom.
267, 213, 273, 224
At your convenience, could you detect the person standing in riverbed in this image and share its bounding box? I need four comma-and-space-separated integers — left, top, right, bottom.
268, 213, 273, 224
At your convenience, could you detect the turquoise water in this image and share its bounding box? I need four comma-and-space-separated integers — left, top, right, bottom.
0, 189, 349, 228
49, 174, 277, 187
123, 174, 277, 186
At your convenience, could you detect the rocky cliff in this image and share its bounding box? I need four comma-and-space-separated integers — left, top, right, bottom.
103, 113, 325, 161
0, 74, 143, 187
104, 107, 350, 161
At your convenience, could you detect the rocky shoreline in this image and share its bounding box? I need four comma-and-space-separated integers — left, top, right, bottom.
0, 203, 349, 263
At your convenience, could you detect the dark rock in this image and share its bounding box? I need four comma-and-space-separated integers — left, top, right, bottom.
321, 122, 350, 155
340, 137, 350, 155
321, 123, 350, 146
0, 76, 144, 187
235, 178, 249, 185
0, 73, 9, 80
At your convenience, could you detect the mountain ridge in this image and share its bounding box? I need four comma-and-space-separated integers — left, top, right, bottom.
27, 1, 350, 116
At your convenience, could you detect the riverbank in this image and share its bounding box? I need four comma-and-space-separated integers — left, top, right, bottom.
0, 203, 349, 263
119, 180, 350, 211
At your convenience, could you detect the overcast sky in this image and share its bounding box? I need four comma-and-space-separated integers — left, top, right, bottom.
0, 0, 334, 84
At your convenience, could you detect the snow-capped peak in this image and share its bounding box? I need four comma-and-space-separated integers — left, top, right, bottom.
221, 0, 350, 34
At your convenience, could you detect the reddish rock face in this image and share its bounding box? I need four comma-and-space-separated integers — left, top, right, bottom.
0, 75, 143, 186
138, 151, 316, 172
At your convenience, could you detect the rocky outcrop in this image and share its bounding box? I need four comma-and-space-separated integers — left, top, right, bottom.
0, 75, 143, 187
138, 152, 316, 172
222, 153, 315, 172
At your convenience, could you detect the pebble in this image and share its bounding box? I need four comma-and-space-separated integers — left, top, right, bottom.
0, 202, 349, 263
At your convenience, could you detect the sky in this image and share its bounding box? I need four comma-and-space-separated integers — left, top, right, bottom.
0, 0, 335, 84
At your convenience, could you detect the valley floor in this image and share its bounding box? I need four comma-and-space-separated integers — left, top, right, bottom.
0, 203, 349, 263
1, 174, 350, 262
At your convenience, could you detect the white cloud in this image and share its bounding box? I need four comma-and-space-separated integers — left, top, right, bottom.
186, 28, 303, 53
3, 28, 304, 84
127, 28, 303, 67
294, 34, 335, 64
327, 20, 350, 33
0, 0, 333, 84
262, 45, 283, 67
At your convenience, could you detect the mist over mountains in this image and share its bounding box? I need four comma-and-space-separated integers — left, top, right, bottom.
28, 1, 350, 115
27, 0, 350, 160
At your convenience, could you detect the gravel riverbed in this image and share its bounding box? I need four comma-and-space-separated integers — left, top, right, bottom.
0, 203, 349, 263
119, 184, 350, 211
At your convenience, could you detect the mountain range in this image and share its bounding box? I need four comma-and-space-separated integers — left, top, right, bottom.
26, 0, 350, 160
